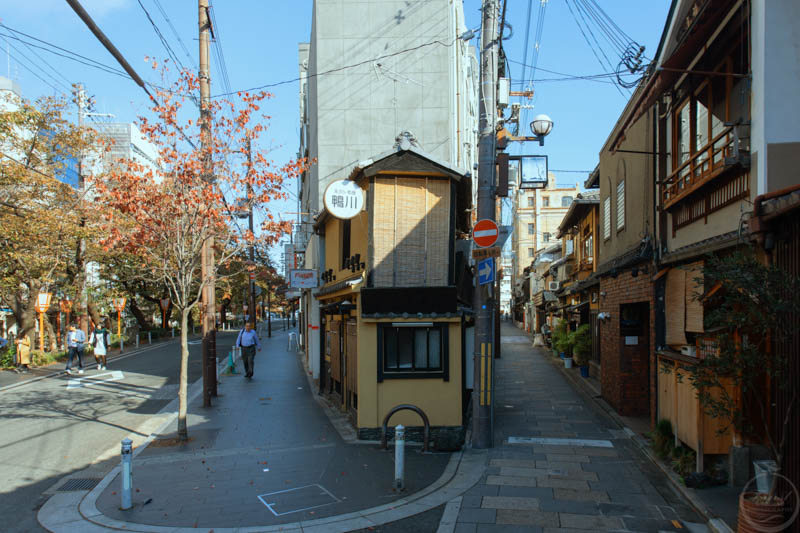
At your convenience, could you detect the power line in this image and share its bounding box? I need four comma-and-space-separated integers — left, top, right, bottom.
212, 38, 456, 98
152, 0, 196, 70
1, 40, 68, 96
0, 24, 130, 79
135, 0, 187, 72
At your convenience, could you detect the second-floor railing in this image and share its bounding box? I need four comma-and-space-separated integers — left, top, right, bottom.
661, 125, 738, 210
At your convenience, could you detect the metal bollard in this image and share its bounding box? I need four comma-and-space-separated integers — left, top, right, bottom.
120, 336, 124, 354
394, 424, 405, 490
120, 438, 133, 510
171, 327, 175, 337
148, 332, 152, 344
135, 334, 139, 349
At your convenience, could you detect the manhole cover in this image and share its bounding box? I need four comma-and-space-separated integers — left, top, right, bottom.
257, 484, 340, 516
58, 478, 101, 491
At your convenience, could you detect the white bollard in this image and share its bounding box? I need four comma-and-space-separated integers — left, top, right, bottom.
120, 336, 124, 354
171, 327, 174, 337
394, 424, 405, 490
148, 332, 152, 344
135, 334, 139, 349
120, 438, 133, 510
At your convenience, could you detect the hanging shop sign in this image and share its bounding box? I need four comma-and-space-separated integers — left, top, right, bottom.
323, 180, 364, 219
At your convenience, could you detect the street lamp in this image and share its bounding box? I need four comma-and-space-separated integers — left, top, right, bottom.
529, 114, 554, 146
35, 291, 52, 352
112, 297, 127, 339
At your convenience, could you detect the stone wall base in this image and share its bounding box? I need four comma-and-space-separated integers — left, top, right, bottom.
358, 425, 465, 452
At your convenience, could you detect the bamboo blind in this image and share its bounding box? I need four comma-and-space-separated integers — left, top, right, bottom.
426, 179, 450, 286
665, 268, 687, 346
395, 178, 427, 287
684, 261, 704, 333
370, 176, 450, 287
372, 178, 396, 286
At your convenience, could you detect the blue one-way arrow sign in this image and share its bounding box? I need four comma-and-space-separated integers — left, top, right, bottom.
478, 257, 495, 286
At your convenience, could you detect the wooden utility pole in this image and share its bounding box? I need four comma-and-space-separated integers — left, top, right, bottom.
246, 136, 257, 327
199, 0, 217, 405
472, 0, 500, 449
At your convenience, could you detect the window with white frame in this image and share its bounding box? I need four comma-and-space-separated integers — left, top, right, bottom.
603, 196, 611, 240
616, 180, 625, 231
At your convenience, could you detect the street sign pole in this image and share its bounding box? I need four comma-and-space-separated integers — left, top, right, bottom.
472, 0, 499, 450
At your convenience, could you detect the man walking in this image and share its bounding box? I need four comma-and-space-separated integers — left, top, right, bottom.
235, 322, 261, 379
65, 324, 85, 375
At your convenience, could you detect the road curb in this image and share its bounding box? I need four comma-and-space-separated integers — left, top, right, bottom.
38, 329, 488, 532
0, 336, 192, 394
541, 343, 736, 533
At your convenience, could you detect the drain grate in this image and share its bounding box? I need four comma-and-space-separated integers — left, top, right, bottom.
58, 478, 101, 491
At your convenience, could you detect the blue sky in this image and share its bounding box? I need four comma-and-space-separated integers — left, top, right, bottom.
1, 0, 670, 262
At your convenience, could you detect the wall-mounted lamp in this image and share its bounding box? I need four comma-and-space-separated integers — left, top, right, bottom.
598, 312, 611, 321
600, 291, 607, 297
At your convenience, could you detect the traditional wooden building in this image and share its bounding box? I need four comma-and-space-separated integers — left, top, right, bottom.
556, 189, 601, 374
313, 139, 472, 448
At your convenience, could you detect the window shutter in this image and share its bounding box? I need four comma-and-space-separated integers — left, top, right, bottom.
684, 261, 704, 333
603, 196, 611, 239
665, 268, 688, 346
616, 180, 625, 230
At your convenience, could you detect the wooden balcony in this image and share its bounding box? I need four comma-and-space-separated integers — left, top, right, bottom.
661, 125, 743, 210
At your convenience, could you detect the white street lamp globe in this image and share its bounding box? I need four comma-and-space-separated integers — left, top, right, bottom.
530, 114, 554, 137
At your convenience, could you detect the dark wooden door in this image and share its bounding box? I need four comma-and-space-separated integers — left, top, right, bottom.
619, 302, 650, 416
346, 320, 358, 413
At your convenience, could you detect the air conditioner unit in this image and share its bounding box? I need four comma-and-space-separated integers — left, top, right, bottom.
548, 281, 561, 291
681, 345, 697, 357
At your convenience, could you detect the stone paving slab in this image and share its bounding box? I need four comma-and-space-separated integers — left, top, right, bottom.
453, 322, 706, 533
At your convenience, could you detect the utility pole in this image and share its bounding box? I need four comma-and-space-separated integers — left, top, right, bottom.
75, 83, 89, 336
472, 0, 500, 450
199, 0, 217, 405
246, 136, 256, 327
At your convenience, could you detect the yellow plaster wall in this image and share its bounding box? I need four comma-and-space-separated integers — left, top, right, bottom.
322, 209, 369, 285
357, 318, 462, 429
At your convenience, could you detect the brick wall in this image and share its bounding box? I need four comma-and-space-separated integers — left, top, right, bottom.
598, 263, 656, 425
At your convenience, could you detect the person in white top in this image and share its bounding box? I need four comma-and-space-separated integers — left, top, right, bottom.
90, 324, 110, 370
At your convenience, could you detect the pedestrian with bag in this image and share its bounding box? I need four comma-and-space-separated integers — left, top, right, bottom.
90, 323, 110, 370
235, 322, 261, 379
14, 332, 32, 373
65, 324, 85, 375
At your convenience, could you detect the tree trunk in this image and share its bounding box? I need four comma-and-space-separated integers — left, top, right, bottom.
87, 300, 102, 329
177, 308, 190, 441
128, 296, 152, 330
45, 315, 58, 352
163, 300, 174, 329
13, 289, 37, 341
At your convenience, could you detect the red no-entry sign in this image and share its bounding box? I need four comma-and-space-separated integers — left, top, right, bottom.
473, 219, 499, 248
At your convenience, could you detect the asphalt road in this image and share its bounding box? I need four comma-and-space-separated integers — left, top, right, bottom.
0, 331, 239, 533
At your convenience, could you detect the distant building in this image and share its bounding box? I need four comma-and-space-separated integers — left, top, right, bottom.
92, 122, 159, 174
297, 0, 479, 389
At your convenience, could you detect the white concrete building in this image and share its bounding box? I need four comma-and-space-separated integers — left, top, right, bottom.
297, 0, 479, 383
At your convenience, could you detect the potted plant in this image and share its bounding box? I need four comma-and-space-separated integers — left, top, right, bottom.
552, 319, 569, 359
554, 320, 574, 368
570, 324, 592, 377
676, 250, 799, 531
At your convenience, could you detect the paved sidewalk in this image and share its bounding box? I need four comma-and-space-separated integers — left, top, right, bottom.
38, 326, 459, 532
449, 321, 707, 533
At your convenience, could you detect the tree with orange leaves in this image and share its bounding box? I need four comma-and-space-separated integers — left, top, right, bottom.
93, 64, 305, 440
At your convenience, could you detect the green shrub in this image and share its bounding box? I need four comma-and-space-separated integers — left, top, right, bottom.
671, 446, 696, 479
570, 324, 592, 365
1, 344, 16, 368
31, 349, 68, 366
552, 320, 572, 356
650, 419, 675, 459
